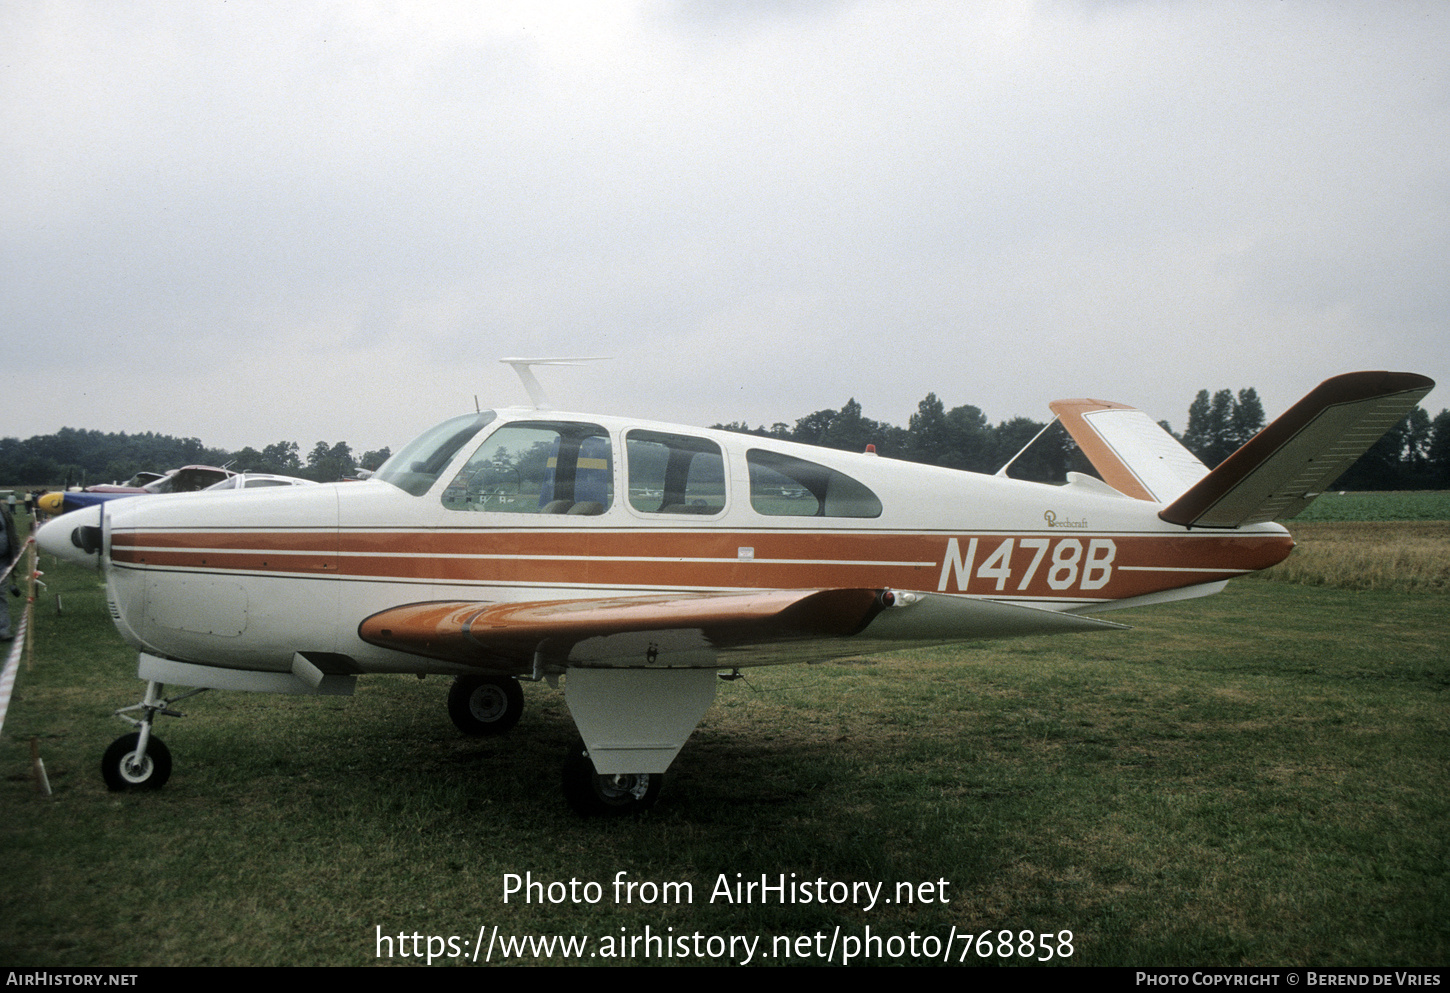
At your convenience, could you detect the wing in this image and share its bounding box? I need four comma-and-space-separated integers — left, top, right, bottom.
358, 588, 1128, 669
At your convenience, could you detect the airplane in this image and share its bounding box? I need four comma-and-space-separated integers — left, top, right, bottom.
34, 365, 1434, 815
202, 473, 318, 491
38, 466, 236, 516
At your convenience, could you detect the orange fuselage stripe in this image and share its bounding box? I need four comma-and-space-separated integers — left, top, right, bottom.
108, 529, 1294, 601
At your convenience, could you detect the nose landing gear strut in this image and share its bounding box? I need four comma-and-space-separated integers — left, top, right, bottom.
102, 680, 206, 791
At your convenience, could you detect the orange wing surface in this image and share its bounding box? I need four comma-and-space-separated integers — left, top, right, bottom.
358, 588, 1132, 668
358, 588, 886, 665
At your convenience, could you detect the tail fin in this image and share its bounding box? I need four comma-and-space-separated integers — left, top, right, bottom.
1047, 398, 1210, 503
1158, 371, 1434, 529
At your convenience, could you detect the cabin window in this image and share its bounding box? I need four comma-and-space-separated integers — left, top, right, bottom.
442, 422, 613, 515
374, 411, 497, 497
625, 430, 725, 515
746, 449, 882, 518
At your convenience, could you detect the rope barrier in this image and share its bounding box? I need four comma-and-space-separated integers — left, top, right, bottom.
0, 538, 36, 735
1, 533, 29, 586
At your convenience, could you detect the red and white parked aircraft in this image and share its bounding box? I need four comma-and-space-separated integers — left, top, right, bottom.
36, 365, 1433, 814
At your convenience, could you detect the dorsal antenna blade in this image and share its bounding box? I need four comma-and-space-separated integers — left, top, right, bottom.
499, 357, 611, 409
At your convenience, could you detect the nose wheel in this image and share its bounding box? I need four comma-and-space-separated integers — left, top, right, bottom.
103, 679, 204, 792
102, 732, 172, 791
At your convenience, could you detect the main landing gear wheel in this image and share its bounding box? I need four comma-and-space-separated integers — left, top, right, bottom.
102, 732, 172, 791
447, 675, 524, 736
561, 739, 662, 817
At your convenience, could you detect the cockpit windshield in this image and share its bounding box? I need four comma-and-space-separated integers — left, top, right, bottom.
372, 411, 497, 496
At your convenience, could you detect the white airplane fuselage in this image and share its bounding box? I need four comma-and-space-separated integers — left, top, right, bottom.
43, 405, 1293, 680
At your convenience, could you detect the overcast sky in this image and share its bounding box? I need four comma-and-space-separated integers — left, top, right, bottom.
4, 1, 1447, 456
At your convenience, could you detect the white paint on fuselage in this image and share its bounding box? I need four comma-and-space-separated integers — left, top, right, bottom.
70, 406, 1288, 679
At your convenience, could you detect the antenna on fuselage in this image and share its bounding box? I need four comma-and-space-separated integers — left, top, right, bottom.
995, 417, 1060, 478
500, 356, 611, 409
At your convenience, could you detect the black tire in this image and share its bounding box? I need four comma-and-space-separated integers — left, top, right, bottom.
561, 738, 663, 816
447, 675, 524, 736
101, 732, 172, 792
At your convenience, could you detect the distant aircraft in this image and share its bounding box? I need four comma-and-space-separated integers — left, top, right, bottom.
203, 473, 318, 491
38, 466, 235, 515
35, 366, 1433, 814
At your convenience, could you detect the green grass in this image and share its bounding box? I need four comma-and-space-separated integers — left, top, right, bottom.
1257, 522, 1450, 593
1266, 492, 1450, 592
1287, 490, 1450, 522
1, 515, 1446, 967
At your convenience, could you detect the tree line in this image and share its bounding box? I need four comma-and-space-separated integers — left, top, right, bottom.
0, 428, 392, 487
2, 387, 1446, 489
716, 387, 1450, 491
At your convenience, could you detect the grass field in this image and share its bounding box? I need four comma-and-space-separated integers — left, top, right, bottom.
1255, 490, 1450, 592
1287, 490, 1450, 523
1255, 522, 1450, 592
1, 505, 1446, 967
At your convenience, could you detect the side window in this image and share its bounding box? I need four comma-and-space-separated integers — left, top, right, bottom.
747, 449, 882, 518
626, 431, 726, 515
443, 422, 612, 515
